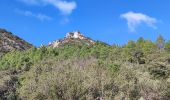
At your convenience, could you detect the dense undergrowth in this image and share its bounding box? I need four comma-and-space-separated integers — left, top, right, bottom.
0, 36, 170, 100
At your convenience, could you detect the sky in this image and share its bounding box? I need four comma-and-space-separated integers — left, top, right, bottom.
0, 0, 170, 46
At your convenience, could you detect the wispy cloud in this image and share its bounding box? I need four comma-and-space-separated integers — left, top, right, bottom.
44, 0, 77, 15
121, 11, 157, 32
18, 0, 77, 15
15, 9, 52, 21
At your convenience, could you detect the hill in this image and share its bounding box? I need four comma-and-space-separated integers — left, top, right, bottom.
49, 31, 95, 48
0, 29, 32, 55
0, 29, 170, 100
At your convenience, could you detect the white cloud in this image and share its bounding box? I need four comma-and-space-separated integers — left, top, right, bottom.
19, 0, 77, 15
15, 9, 52, 21
43, 0, 76, 15
121, 11, 157, 32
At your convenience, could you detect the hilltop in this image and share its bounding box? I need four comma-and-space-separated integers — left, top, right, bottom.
49, 31, 95, 48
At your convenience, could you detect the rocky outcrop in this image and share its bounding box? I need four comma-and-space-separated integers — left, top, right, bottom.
49, 31, 95, 48
0, 29, 33, 55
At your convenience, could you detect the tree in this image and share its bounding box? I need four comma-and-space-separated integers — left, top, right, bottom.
165, 41, 170, 52
136, 37, 156, 54
126, 40, 136, 49
156, 35, 165, 50
123, 40, 136, 60
137, 37, 145, 45
142, 40, 156, 54
136, 37, 144, 49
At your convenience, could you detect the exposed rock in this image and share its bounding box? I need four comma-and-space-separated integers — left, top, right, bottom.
0, 29, 33, 55
49, 31, 95, 48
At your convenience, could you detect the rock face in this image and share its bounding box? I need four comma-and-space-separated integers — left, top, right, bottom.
49, 31, 95, 48
0, 29, 33, 55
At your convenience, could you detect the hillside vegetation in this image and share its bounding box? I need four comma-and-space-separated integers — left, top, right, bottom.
0, 36, 170, 100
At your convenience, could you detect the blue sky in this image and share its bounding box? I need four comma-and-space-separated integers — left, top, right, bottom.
0, 0, 170, 46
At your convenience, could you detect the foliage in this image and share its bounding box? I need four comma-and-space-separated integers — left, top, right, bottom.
165, 40, 170, 52
0, 36, 170, 100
